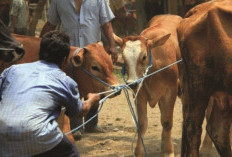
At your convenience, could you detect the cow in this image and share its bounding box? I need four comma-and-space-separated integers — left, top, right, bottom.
177, 0, 232, 156
0, 34, 118, 143
0, 20, 24, 64
116, 14, 182, 157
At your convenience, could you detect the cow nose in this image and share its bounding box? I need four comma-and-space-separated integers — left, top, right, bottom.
126, 81, 138, 89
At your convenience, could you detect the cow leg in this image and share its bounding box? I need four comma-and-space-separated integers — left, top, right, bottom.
206, 104, 232, 157
134, 97, 148, 157
200, 101, 214, 156
181, 100, 207, 157
200, 133, 213, 156
158, 90, 176, 157
63, 115, 75, 143
57, 110, 75, 143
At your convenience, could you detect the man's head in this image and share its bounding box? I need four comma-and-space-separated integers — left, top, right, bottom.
39, 31, 70, 66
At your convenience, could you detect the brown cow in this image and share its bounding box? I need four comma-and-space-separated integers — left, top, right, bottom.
177, 0, 232, 156
0, 20, 24, 64
116, 14, 182, 157
0, 34, 118, 143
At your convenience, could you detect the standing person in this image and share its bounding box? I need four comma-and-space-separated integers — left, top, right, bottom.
0, 31, 100, 157
40, 0, 117, 137
10, 0, 27, 35
27, 0, 38, 27
109, 0, 127, 36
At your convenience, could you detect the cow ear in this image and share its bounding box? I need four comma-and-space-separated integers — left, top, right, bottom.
147, 33, 171, 48
71, 49, 86, 67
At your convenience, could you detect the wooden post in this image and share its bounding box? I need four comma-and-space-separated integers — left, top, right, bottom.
135, 0, 147, 33
27, 0, 47, 36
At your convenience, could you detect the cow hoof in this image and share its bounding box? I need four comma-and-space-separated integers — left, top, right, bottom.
73, 131, 82, 141
134, 148, 144, 157
164, 153, 174, 157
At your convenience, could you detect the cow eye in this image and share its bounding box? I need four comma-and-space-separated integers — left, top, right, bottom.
91, 66, 100, 72
142, 55, 147, 61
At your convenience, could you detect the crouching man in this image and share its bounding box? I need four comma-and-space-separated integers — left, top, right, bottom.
0, 31, 100, 157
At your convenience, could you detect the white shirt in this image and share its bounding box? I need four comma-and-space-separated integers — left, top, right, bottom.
47, 0, 115, 47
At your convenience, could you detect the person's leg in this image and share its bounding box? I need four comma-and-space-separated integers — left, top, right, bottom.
32, 135, 80, 157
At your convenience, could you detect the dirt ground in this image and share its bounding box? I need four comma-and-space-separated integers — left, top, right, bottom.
73, 74, 220, 157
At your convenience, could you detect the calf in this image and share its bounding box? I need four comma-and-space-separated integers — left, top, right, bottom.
0, 20, 24, 63
0, 34, 118, 142
177, 0, 232, 156
117, 14, 182, 157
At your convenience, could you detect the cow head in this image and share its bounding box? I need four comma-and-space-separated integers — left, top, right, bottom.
68, 43, 118, 98
0, 20, 24, 63
120, 34, 170, 89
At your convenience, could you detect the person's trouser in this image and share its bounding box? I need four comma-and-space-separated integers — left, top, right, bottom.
32, 135, 80, 157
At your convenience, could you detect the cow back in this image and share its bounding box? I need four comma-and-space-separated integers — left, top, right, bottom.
0, 34, 40, 73
178, 0, 232, 97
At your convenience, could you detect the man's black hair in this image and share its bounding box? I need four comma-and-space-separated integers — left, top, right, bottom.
39, 31, 70, 66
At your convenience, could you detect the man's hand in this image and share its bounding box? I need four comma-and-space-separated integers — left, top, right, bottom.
102, 22, 118, 63
109, 46, 118, 64
81, 93, 100, 117
87, 93, 101, 105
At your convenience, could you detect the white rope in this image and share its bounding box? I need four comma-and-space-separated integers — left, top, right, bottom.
0, 48, 15, 51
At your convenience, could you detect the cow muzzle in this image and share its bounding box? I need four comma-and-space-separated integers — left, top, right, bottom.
126, 80, 139, 89
112, 85, 122, 96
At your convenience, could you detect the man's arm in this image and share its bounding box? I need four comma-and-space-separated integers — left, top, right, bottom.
79, 93, 100, 117
66, 92, 100, 119
102, 22, 118, 63
40, 21, 56, 37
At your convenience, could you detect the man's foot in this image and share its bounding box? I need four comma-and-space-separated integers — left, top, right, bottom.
72, 130, 82, 141
85, 126, 106, 133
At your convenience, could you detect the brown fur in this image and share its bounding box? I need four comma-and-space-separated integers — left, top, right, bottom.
118, 14, 182, 157
0, 34, 118, 143
177, 0, 232, 156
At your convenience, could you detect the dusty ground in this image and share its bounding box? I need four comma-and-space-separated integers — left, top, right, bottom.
74, 73, 220, 157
